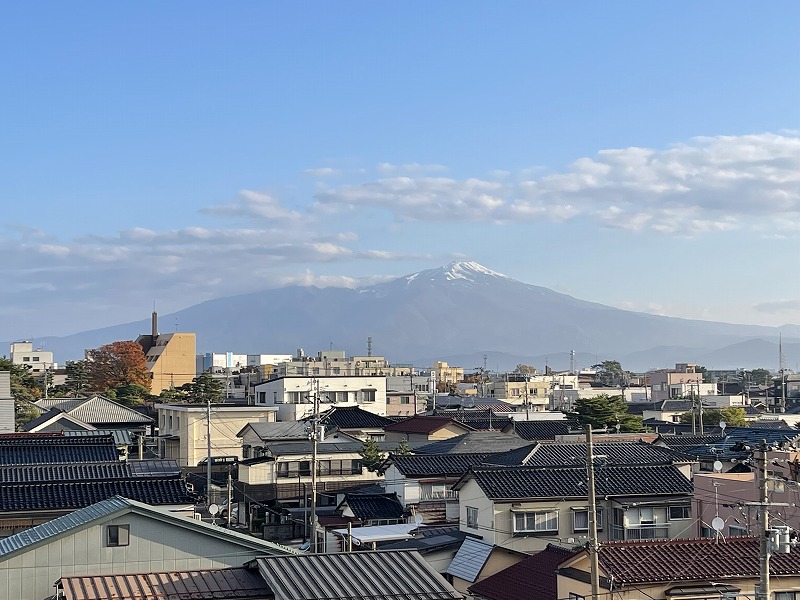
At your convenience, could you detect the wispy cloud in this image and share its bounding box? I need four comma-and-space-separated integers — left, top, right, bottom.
317, 133, 800, 233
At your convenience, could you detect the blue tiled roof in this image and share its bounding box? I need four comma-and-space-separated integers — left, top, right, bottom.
447, 537, 494, 582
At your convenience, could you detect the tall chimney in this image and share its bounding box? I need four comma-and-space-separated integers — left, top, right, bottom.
152, 311, 158, 339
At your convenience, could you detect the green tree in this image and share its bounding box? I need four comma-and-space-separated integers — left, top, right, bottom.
749, 368, 773, 387
65, 360, 91, 395
394, 438, 412, 456
360, 437, 386, 472
591, 360, 625, 387
178, 372, 224, 404
113, 383, 150, 407
514, 364, 537, 375
680, 406, 746, 427
570, 394, 644, 432
86, 341, 150, 392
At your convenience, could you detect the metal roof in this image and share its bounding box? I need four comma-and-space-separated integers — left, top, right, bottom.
446, 537, 494, 583
35, 395, 153, 425
254, 550, 462, 600
64, 428, 134, 446
0, 496, 296, 560
58, 567, 271, 600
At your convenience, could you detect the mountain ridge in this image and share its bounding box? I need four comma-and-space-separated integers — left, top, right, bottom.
7, 261, 798, 372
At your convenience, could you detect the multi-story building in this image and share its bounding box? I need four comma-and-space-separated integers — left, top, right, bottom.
9, 341, 55, 375
154, 403, 276, 466
252, 375, 388, 421
648, 363, 708, 402
136, 312, 196, 395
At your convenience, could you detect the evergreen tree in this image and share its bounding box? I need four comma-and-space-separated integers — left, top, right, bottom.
179, 372, 224, 404
65, 360, 90, 395
394, 437, 412, 455
360, 437, 387, 472
570, 394, 643, 432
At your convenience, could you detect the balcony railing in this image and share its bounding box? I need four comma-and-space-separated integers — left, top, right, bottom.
613, 524, 670, 540
420, 490, 459, 501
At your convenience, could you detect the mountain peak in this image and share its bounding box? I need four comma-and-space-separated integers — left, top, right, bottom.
403, 261, 509, 287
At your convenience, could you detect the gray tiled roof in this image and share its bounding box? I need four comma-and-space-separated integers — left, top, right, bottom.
446, 537, 494, 582
63, 429, 134, 446
254, 550, 462, 600
504, 419, 582, 441
518, 442, 694, 467
391, 453, 495, 477
340, 493, 405, 521
463, 464, 693, 500
0, 477, 193, 511
316, 406, 395, 429
0, 460, 180, 482
415, 432, 529, 455
238, 421, 309, 441
0, 435, 119, 464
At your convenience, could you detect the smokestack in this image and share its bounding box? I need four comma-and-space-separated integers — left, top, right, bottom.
152, 311, 158, 339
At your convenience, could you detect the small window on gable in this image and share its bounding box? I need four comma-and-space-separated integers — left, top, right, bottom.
107, 524, 130, 547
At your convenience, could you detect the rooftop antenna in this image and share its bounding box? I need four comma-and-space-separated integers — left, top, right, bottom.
367, 336, 373, 357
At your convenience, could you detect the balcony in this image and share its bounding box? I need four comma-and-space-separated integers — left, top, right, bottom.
614, 524, 670, 540
419, 489, 459, 502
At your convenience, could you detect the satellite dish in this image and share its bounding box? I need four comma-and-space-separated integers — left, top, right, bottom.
414, 514, 425, 525
713, 460, 724, 473
208, 503, 220, 516
719, 421, 727, 433
711, 516, 725, 532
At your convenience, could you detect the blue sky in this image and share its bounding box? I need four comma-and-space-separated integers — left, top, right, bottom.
2, 2, 799, 339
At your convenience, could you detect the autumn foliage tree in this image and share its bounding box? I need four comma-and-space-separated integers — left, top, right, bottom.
86, 341, 150, 395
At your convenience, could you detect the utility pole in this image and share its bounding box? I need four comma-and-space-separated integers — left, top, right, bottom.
758, 439, 770, 600
227, 470, 233, 528
309, 378, 321, 553
206, 399, 212, 507
586, 425, 601, 600
697, 382, 704, 435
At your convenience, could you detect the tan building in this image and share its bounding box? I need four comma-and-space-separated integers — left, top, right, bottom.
433, 361, 464, 392
155, 403, 276, 466
136, 312, 196, 395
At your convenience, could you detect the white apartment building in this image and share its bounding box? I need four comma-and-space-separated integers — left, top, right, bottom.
252, 375, 388, 421
9, 341, 55, 375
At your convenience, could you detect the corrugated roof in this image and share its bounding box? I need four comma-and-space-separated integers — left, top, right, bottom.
64, 429, 134, 446
59, 567, 270, 600
35, 395, 153, 425
239, 421, 309, 440
0, 496, 296, 560
446, 537, 494, 582
254, 550, 462, 600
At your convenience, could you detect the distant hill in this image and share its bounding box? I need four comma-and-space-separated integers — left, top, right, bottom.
9, 261, 798, 372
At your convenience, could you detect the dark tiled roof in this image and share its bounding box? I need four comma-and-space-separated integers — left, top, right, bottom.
504, 419, 582, 441
391, 453, 495, 477
520, 442, 694, 467
340, 493, 405, 521
380, 527, 467, 554
481, 445, 538, 467
415, 432, 529, 455
0, 478, 193, 511
384, 415, 473, 434
463, 464, 693, 500
659, 400, 695, 412
0, 434, 119, 464
596, 536, 800, 583
657, 434, 726, 449
469, 544, 577, 600
318, 406, 395, 429
59, 567, 271, 600
0, 460, 181, 483
434, 409, 512, 431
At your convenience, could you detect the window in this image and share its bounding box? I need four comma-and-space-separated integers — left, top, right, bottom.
258, 392, 266, 404
669, 505, 691, 520
776, 593, 799, 600
513, 510, 558, 533
466, 506, 479, 529
32, 356, 40, 361
573, 508, 603, 532
22, 357, 30, 362
361, 389, 376, 402
168, 415, 173, 430
569, 594, 586, 600
400, 396, 410, 404
106, 524, 130, 547
729, 525, 748, 536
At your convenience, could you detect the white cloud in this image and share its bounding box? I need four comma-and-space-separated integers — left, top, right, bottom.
317, 133, 800, 233
304, 167, 340, 177
201, 189, 303, 221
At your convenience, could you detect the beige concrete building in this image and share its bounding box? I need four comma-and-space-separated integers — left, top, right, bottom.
9, 341, 55, 375
155, 403, 276, 466
136, 313, 196, 395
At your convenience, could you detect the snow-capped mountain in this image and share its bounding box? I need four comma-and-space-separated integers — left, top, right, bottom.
18, 261, 798, 371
